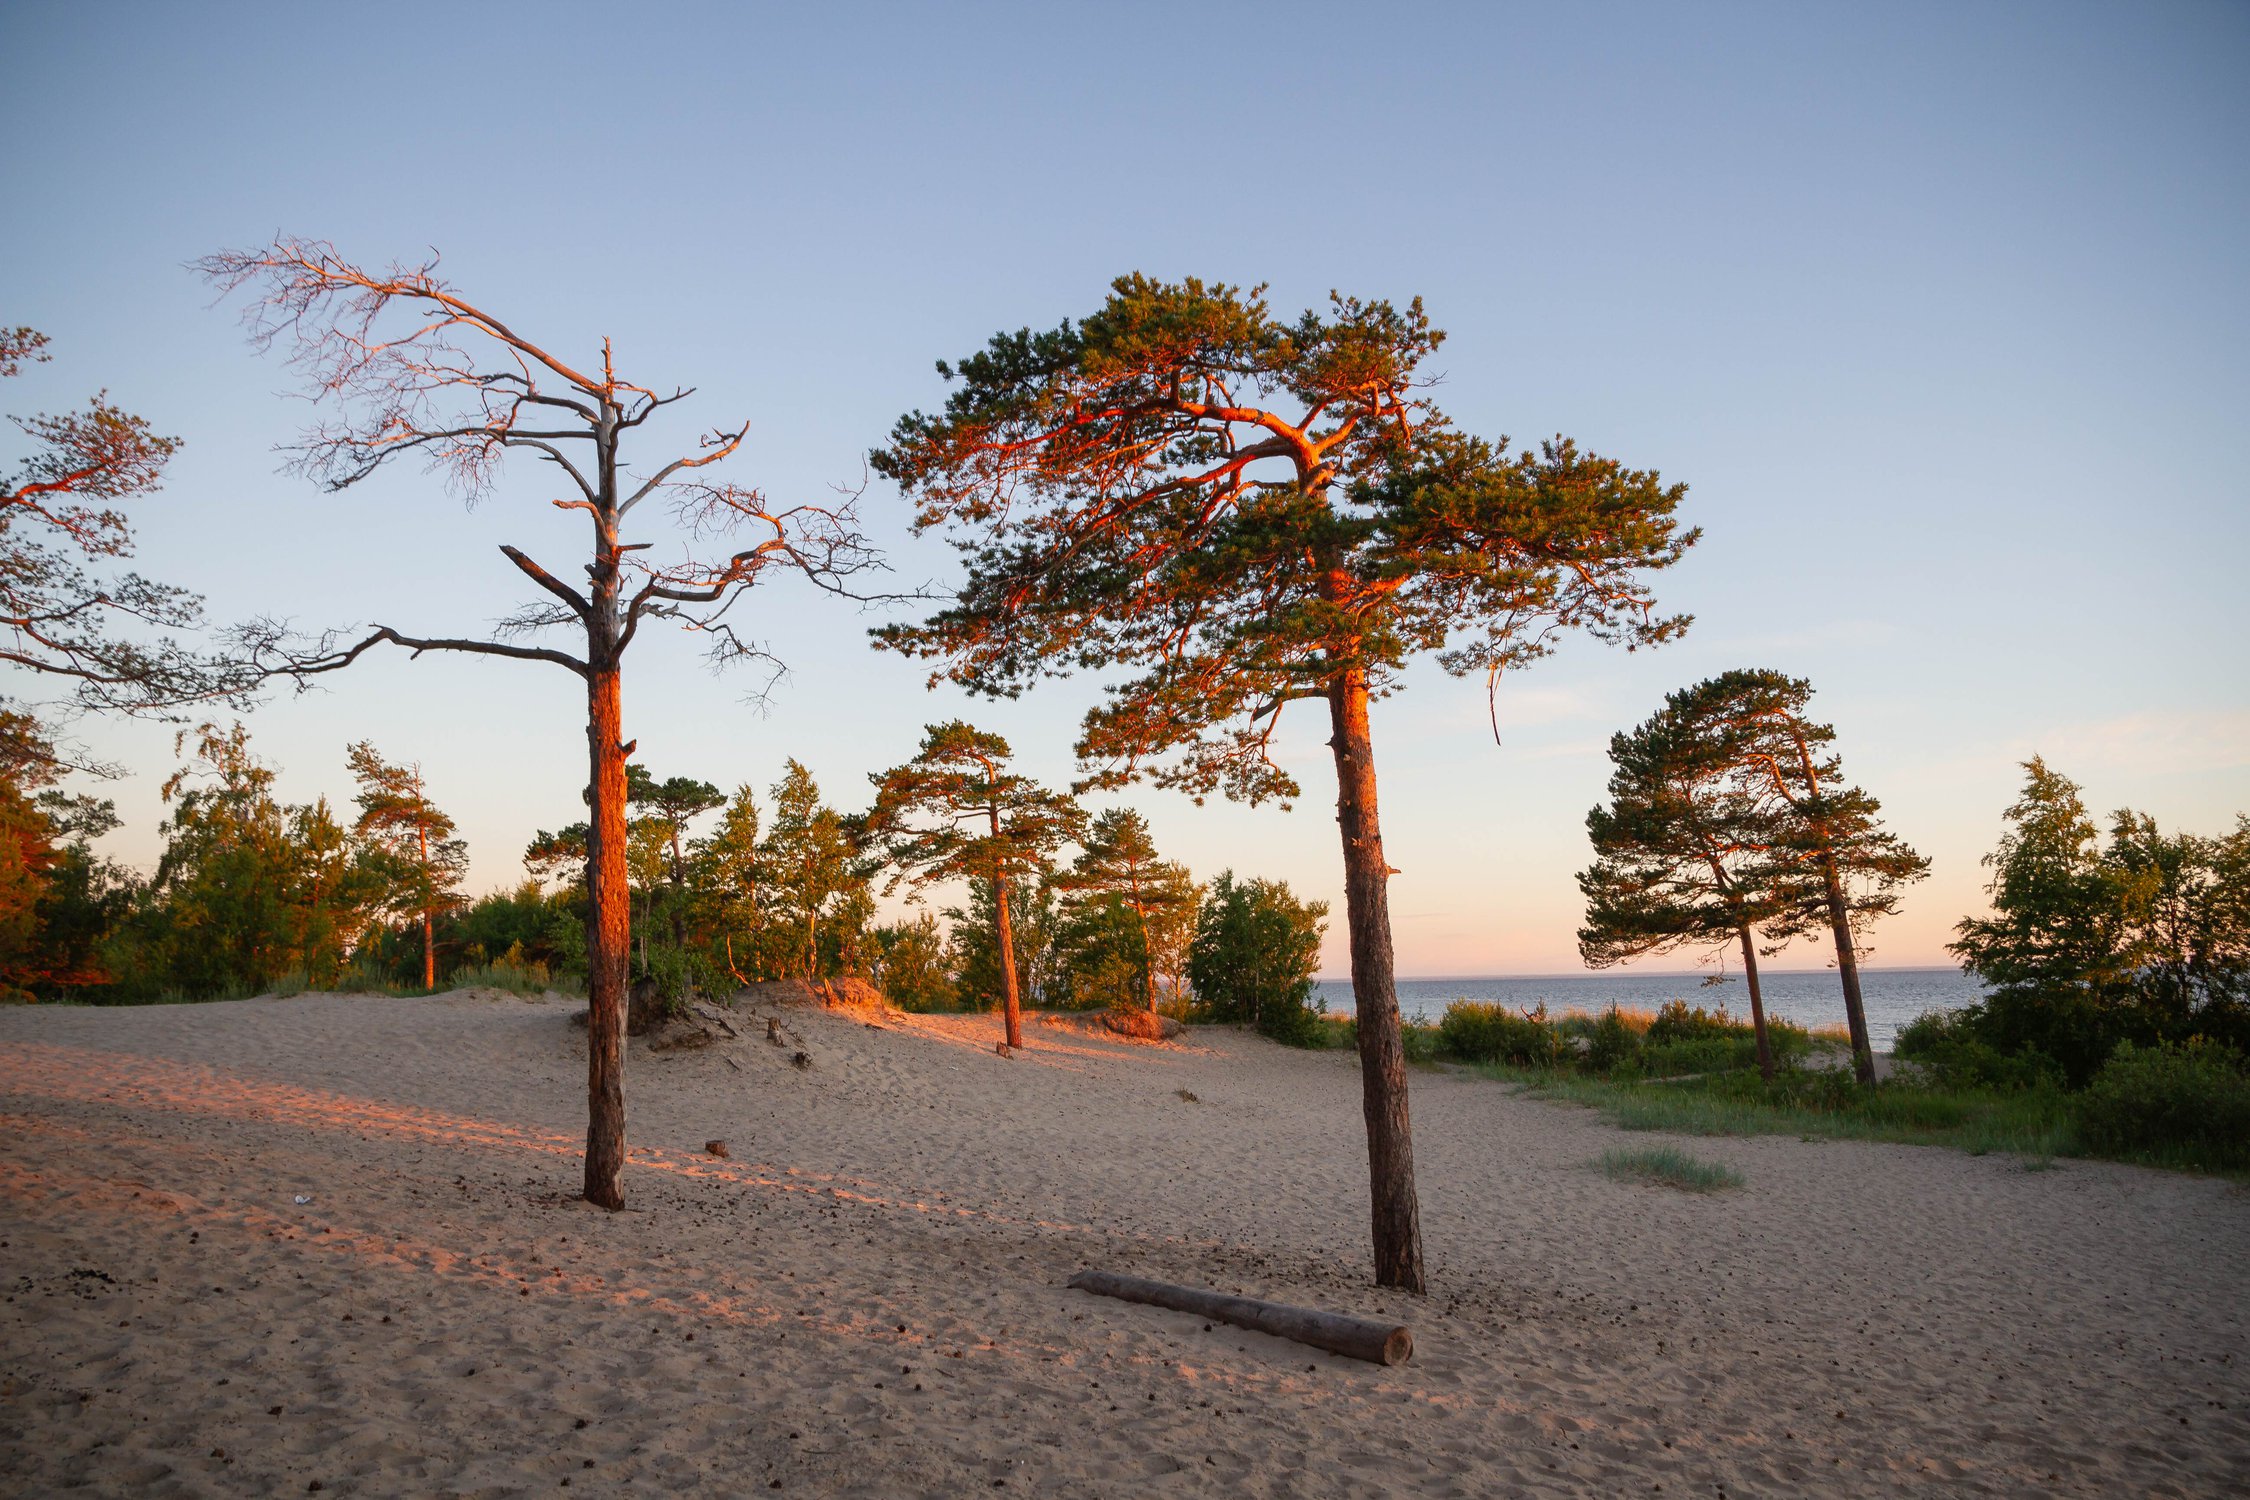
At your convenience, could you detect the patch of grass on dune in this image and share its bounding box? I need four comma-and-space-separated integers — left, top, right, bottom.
1598, 1145, 1743, 1192
1479, 1062, 2081, 1161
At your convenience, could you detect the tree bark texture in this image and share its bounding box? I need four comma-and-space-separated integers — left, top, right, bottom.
1736, 925, 1773, 1082
1821, 857, 1877, 1085
1132, 889, 1159, 1013
1327, 667, 1426, 1295
994, 870, 1023, 1050
582, 660, 631, 1208
417, 817, 435, 991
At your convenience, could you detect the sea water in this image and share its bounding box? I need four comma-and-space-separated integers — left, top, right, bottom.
1309, 967, 1984, 1052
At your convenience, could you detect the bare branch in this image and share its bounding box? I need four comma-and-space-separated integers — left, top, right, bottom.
244, 619, 587, 682
499, 544, 590, 620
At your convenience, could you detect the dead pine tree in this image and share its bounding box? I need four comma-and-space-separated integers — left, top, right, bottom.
200, 239, 879, 1209
872, 276, 1696, 1292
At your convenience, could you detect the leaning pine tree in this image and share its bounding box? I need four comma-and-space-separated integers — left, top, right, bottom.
1721, 670, 1928, 1086
201, 239, 878, 1210
872, 276, 1695, 1292
1577, 681, 1793, 1080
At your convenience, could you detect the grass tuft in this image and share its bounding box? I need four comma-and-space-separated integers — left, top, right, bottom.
1598, 1145, 1743, 1192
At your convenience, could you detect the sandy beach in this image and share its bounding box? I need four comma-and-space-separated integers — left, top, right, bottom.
2, 990, 2244, 1497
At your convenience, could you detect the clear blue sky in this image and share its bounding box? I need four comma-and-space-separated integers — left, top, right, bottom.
6, 1, 2246, 975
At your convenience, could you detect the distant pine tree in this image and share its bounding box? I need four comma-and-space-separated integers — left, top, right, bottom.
863, 722, 1082, 1050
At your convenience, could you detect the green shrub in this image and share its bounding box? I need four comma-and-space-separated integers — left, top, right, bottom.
1646, 999, 1737, 1044
2075, 1041, 2250, 1170
1400, 1020, 1442, 1065
636, 946, 724, 1020
1583, 1006, 1641, 1074
1274, 1009, 1433, 1057
447, 956, 568, 997
1895, 1007, 2060, 1091
1640, 1036, 1754, 1077
1953, 983, 2137, 1090
1261, 993, 1334, 1049
1437, 1001, 1563, 1066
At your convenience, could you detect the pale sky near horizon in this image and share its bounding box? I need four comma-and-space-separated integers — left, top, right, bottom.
5, 1, 2246, 979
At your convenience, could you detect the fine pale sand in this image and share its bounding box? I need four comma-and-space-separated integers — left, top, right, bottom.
2, 993, 2244, 1498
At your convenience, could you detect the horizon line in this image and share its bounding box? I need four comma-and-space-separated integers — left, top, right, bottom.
1313, 964, 1966, 982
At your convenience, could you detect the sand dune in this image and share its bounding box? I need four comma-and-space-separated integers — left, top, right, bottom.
2, 990, 2244, 1497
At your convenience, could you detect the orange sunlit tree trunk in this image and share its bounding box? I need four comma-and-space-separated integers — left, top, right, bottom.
201, 239, 878, 1210
872, 277, 1696, 1293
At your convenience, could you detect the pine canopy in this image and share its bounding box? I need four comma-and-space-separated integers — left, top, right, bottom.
873, 275, 1698, 803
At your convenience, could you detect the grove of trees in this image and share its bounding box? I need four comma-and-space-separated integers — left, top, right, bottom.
1579, 670, 1928, 1085
0, 716, 1346, 1057
1932, 757, 2249, 1083
42, 244, 2214, 1279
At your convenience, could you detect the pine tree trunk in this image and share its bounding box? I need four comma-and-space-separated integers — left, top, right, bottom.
994, 872, 1023, 1049
668, 827, 687, 948
582, 659, 631, 1209
419, 821, 435, 991
1737, 925, 1773, 1082
1821, 856, 1877, 1085
1132, 893, 1158, 1012
1327, 666, 1425, 1294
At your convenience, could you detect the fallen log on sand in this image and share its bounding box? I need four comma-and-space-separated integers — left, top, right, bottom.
1066, 1269, 1413, 1366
